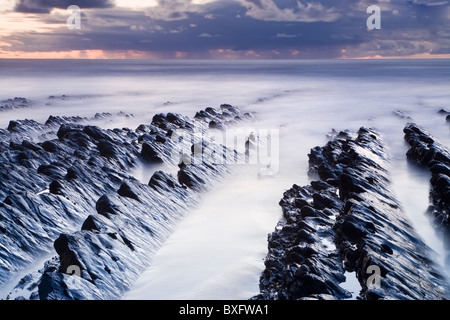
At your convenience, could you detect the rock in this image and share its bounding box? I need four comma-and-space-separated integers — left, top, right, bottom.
254, 127, 449, 300
54, 234, 82, 275
63, 131, 95, 149
97, 139, 119, 158
83, 126, 113, 142
37, 164, 66, 179
404, 123, 450, 248
2, 104, 250, 300
0, 97, 31, 112
81, 215, 100, 232
22, 140, 42, 152
57, 123, 84, 140
140, 142, 163, 164
208, 120, 224, 130
49, 180, 64, 195
148, 171, 181, 192
177, 165, 206, 189
117, 181, 139, 201
41, 140, 61, 153
95, 195, 120, 216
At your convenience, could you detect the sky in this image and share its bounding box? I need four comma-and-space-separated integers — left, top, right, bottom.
0, 0, 449, 59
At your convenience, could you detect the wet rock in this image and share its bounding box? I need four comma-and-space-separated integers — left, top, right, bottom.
141, 142, 164, 164
22, 140, 42, 152
254, 127, 449, 300
97, 139, 119, 158
117, 181, 139, 201
81, 215, 100, 232
404, 123, 450, 248
0, 97, 31, 112
83, 126, 113, 142
2, 104, 250, 299
177, 165, 206, 190
54, 234, 82, 275
57, 123, 85, 140
49, 180, 64, 195
38, 164, 66, 179
95, 194, 120, 216
148, 171, 181, 192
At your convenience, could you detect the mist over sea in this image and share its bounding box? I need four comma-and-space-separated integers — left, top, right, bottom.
1, 59, 449, 299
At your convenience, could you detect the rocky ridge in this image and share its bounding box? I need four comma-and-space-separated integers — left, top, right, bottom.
404, 123, 450, 250
253, 127, 449, 300
1, 104, 251, 299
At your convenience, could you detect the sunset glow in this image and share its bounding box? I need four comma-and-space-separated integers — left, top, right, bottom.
1, 0, 449, 59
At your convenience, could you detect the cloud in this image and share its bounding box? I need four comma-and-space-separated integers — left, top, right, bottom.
274, 33, 301, 38
239, 0, 341, 22
14, 0, 114, 13
1, 0, 450, 59
144, 0, 207, 20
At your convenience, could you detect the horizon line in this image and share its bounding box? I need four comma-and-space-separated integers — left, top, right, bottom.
1, 56, 450, 61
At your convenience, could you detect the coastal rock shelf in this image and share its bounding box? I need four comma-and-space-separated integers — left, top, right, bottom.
0, 97, 31, 112
404, 123, 450, 249
253, 127, 449, 300
1, 104, 250, 299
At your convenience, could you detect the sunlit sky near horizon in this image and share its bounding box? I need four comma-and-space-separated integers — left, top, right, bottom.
0, 0, 450, 59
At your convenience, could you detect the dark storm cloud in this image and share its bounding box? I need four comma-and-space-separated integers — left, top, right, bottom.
15, 0, 114, 13
3, 0, 450, 58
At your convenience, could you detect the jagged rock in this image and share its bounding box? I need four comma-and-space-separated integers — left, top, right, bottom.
81, 215, 100, 232
22, 140, 42, 152
177, 165, 206, 189
54, 234, 82, 275
1, 104, 250, 300
83, 126, 113, 142
49, 180, 64, 195
97, 139, 119, 158
404, 123, 450, 248
140, 142, 164, 164
254, 127, 449, 300
57, 123, 85, 140
0, 97, 31, 112
117, 181, 139, 201
37, 164, 67, 179
148, 171, 182, 193
95, 194, 120, 216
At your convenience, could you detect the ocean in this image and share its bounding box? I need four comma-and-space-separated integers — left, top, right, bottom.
0, 59, 449, 299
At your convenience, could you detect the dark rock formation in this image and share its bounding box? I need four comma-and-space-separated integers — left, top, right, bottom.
1, 105, 249, 300
254, 127, 449, 300
404, 123, 450, 248
0, 97, 31, 112
437, 109, 450, 124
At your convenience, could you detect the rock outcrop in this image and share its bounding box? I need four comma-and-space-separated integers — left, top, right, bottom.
404, 123, 450, 249
0, 97, 31, 112
253, 127, 449, 300
1, 104, 250, 299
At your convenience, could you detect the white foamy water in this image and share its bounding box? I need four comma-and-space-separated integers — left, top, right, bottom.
1, 59, 449, 299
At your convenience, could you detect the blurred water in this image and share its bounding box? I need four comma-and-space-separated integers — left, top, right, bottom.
1, 59, 449, 298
